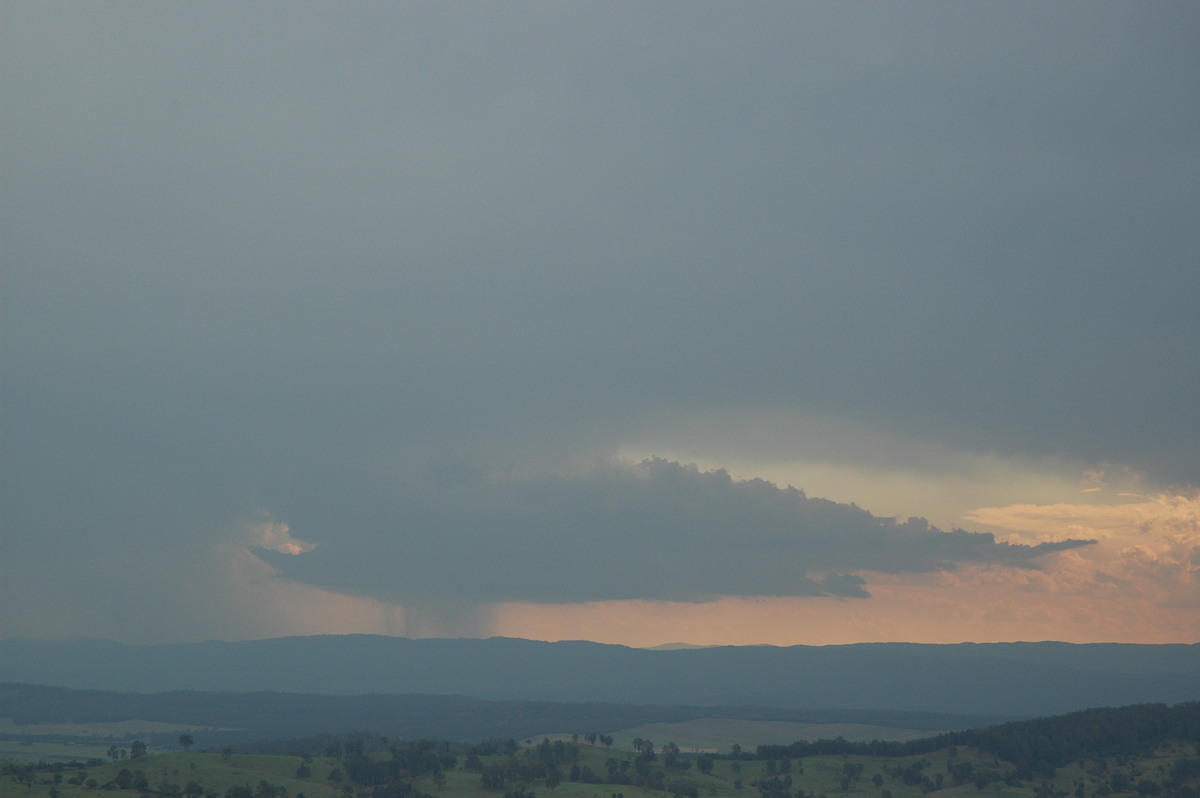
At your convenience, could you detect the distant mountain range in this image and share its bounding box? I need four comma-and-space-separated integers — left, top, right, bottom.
0, 682, 993, 749
1, 637, 1197, 719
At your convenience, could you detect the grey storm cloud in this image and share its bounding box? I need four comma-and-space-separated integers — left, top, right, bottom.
4, 1, 1197, 481
1, 2, 1197, 641
256, 458, 1095, 604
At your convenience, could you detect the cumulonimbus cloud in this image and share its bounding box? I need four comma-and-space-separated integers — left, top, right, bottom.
256, 458, 1093, 605
964, 492, 1200, 608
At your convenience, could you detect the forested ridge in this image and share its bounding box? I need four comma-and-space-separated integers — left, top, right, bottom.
947, 703, 1200, 773
755, 703, 1200, 779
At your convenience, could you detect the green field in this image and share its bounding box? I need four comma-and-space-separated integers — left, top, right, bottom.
2, 738, 1195, 798
1, 752, 342, 798
0, 719, 218, 765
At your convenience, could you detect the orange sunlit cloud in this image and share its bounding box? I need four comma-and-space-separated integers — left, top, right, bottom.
215, 491, 1200, 648
485, 575, 1198, 648
484, 492, 1200, 646
965, 492, 1200, 608
487, 489, 1200, 643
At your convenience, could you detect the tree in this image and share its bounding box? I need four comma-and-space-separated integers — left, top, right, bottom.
663, 742, 681, 769
481, 765, 505, 790
115, 770, 133, 789
180, 734, 194, 751
130, 741, 148, 760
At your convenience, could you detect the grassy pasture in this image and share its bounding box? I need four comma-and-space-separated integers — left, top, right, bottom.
0, 717, 234, 765
2, 741, 1194, 798
1, 753, 344, 798
0, 740, 111, 765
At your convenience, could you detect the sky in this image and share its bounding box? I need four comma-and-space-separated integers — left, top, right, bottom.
2, 2, 1198, 647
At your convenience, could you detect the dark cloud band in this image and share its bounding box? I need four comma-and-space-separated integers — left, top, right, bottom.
259, 459, 1094, 604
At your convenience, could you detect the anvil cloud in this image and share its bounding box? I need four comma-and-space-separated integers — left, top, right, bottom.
255, 458, 1096, 604
2, 2, 1197, 645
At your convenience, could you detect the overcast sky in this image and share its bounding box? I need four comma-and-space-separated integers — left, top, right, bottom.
2, 2, 1198, 646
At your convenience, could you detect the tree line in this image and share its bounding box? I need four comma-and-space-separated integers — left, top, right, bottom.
753, 703, 1200, 782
